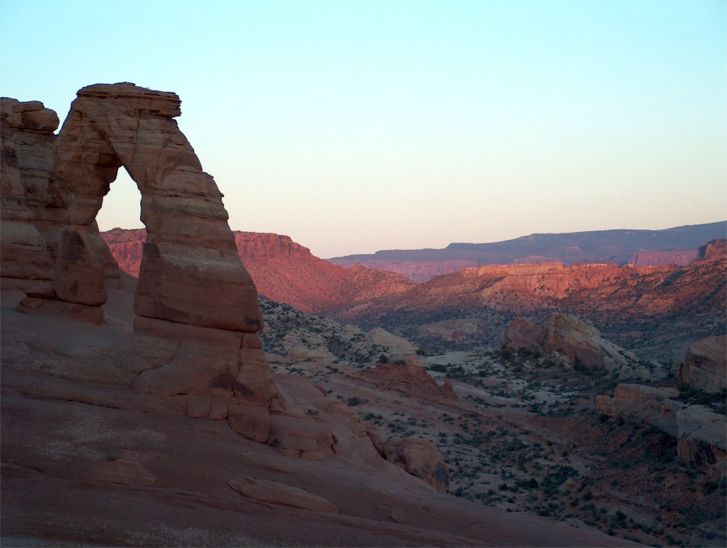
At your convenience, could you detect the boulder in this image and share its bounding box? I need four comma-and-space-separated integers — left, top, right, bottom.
355, 356, 458, 404
676, 405, 727, 465
502, 318, 547, 354
679, 335, 726, 394
595, 383, 680, 437
502, 313, 632, 373
383, 439, 449, 493
367, 327, 418, 355
596, 383, 727, 465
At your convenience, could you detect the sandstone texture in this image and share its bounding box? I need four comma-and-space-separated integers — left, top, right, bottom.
1, 84, 292, 447
355, 356, 458, 404
503, 313, 632, 374
1, 98, 60, 286
679, 335, 727, 394
596, 383, 726, 465
383, 439, 449, 493
228, 477, 338, 513
101, 228, 414, 314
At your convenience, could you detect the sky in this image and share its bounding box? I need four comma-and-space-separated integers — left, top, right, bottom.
2, 0, 725, 258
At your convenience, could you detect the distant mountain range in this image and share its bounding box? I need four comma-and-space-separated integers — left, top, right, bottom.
330, 221, 727, 281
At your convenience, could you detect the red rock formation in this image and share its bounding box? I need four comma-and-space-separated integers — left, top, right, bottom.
1, 99, 60, 286
1, 83, 283, 443
383, 438, 449, 493
596, 384, 726, 465
503, 313, 631, 373
338, 242, 727, 323
502, 318, 547, 354
101, 228, 414, 314
101, 228, 144, 276
332, 259, 478, 282
354, 356, 458, 404
678, 335, 726, 394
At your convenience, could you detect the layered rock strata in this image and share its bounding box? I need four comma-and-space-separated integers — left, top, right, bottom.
502, 313, 632, 373
679, 335, 727, 394
596, 384, 726, 465
1, 84, 280, 442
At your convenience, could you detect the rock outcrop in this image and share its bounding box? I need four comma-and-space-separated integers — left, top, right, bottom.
383, 439, 449, 493
502, 313, 632, 374
595, 384, 680, 436
354, 356, 457, 404
596, 384, 726, 465
1, 84, 283, 443
628, 249, 697, 266
1, 98, 60, 286
679, 335, 727, 394
101, 227, 414, 314
502, 318, 547, 355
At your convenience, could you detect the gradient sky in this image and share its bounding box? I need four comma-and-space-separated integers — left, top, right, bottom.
2, 0, 725, 257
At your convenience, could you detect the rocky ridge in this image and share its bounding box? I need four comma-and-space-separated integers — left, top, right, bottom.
102, 228, 414, 313
331, 222, 726, 280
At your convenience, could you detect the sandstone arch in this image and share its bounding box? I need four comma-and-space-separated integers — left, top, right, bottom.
52, 83, 261, 332
2, 84, 281, 440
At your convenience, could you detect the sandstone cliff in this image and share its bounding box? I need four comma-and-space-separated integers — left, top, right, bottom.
101, 227, 414, 313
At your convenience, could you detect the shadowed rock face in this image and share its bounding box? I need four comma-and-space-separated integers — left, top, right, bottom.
502, 313, 631, 374
53, 83, 261, 332
679, 335, 727, 394
1, 83, 278, 441
0, 98, 60, 284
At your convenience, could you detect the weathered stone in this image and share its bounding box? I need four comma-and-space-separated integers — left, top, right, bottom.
227, 400, 270, 443
503, 313, 632, 374
383, 439, 449, 493
595, 384, 680, 437
354, 356, 458, 404
502, 318, 547, 354
679, 335, 726, 394
676, 405, 727, 464
54, 228, 107, 306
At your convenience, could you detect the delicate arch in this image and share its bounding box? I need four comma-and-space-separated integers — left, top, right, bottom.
52, 83, 261, 332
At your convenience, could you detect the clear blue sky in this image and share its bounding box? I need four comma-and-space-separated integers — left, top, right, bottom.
2, 0, 725, 257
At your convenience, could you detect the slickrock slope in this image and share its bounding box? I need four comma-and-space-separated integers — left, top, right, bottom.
259, 302, 725, 546
332, 221, 726, 281
3, 286, 628, 546
102, 228, 414, 313
2, 83, 629, 546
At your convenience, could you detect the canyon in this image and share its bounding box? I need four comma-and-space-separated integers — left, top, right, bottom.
2, 83, 725, 547
105, 228, 726, 360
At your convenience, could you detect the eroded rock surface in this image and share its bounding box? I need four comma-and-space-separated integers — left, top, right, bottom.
596, 383, 726, 465
679, 335, 726, 394
355, 356, 458, 404
503, 313, 632, 374
383, 439, 449, 493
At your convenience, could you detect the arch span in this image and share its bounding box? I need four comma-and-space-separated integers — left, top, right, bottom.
52, 83, 261, 332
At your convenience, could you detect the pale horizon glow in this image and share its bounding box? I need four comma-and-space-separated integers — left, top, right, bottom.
2, 0, 726, 258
